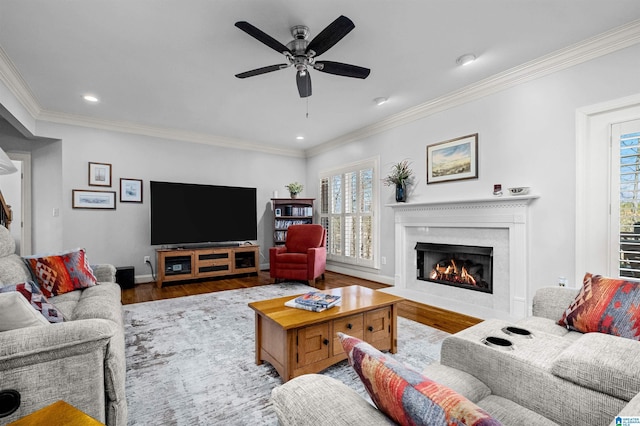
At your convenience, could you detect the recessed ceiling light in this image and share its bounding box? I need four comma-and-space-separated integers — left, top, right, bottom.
296, 136, 305, 140
83, 94, 99, 103
456, 53, 477, 66
373, 97, 388, 106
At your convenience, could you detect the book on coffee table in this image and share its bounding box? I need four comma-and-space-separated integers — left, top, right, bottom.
293, 291, 341, 308
284, 292, 342, 312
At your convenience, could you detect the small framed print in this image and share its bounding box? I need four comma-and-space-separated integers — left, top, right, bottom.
120, 178, 143, 203
88, 162, 112, 187
275, 208, 282, 217
427, 133, 478, 184
72, 190, 116, 209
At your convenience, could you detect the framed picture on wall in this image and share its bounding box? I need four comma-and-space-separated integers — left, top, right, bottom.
72, 190, 116, 209
426, 133, 478, 184
120, 178, 143, 203
88, 162, 112, 187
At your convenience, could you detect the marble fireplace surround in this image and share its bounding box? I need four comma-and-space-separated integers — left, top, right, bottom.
381, 195, 538, 321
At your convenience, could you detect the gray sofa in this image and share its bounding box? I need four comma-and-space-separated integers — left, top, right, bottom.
0, 228, 126, 425
271, 287, 640, 426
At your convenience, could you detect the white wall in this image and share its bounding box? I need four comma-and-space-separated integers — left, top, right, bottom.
306, 43, 640, 304
27, 122, 307, 280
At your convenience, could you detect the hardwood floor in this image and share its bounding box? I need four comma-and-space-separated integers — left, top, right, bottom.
120, 270, 482, 334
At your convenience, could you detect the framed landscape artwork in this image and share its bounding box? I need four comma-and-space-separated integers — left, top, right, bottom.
88, 162, 112, 187
72, 190, 116, 209
120, 178, 143, 203
426, 133, 478, 184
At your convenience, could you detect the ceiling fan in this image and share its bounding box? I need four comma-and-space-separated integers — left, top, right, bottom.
234, 15, 370, 98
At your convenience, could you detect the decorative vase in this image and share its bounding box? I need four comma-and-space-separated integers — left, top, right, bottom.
290, 193, 298, 199
395, 182, 406, 202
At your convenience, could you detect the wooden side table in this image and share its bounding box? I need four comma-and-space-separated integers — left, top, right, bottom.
8, 400, 103, 425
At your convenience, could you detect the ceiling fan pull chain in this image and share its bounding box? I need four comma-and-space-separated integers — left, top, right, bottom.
306, 98, 309, 119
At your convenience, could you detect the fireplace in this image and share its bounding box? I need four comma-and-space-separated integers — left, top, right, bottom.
383, 196, 536, 320
416, 242, 493, 293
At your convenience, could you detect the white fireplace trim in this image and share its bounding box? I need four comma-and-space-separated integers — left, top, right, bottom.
382, 195, 538, 321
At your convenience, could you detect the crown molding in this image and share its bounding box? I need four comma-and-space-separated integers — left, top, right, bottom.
0, 45, 41, 119
37, 110, 306, 158
305, 18, 640, 158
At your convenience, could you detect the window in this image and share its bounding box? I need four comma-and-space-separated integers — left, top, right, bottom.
319, 158, 378, 268
614, 120, 640, 278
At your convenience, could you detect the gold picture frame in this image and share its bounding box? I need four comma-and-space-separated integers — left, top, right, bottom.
426, 133, 478, 184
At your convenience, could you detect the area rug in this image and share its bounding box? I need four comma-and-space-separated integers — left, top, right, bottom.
124, 283, 450, 425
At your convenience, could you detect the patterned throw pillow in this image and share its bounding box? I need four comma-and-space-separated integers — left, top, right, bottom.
24, 248, 97, 298
558, 273, 640, 340
0, 281, 64, 323
338, 333, 502, 426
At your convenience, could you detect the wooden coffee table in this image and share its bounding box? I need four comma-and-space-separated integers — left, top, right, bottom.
248, 285, 404, 381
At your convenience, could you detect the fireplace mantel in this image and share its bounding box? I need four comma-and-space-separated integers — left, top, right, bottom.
386, 194, 539, 211
382, 194, 539, 320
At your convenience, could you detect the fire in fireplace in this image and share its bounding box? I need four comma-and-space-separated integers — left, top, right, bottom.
415, 242, 493, 293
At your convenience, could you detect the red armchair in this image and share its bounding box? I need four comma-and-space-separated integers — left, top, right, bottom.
269, 224, 327, 285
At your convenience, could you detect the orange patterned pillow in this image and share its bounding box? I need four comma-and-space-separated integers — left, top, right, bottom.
339, 333, 501, 426
24, 249, 97, 298
558, 273, 640, 340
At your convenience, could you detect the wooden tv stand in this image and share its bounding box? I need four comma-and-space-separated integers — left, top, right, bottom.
156, 245, 259, 287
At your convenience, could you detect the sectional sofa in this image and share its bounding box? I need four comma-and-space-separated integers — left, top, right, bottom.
272, 285, 640, 425
0, 226, 126, 425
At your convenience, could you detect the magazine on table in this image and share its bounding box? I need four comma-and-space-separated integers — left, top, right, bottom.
293, 291, 341, 308
284, 299, 338, 312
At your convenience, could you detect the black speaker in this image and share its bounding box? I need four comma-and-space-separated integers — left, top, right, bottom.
116, 266, 135, 289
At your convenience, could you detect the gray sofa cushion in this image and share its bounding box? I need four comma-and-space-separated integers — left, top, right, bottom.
421, 363, 491, 403
0, 254, 32, 286
271, 374, 394, 425
551, 332, 640, 401
531, 287, 579, 321
476, 395, 558, 426
515, 316, 582, 341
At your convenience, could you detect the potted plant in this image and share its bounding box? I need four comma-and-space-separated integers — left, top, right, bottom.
383, 160, 414, 202
285, 182, 304, 198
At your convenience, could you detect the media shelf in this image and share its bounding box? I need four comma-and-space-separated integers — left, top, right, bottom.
271, 198, 315, 245
156, 245, 259, 287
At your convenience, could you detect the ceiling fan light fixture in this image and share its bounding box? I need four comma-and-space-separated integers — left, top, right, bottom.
456, 53, 477, 66
374, 97, 388, 106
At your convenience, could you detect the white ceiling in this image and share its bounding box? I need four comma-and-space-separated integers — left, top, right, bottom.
1, 1, 640, 154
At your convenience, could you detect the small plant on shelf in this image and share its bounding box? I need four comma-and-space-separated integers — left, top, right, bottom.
285, 182, 304, 198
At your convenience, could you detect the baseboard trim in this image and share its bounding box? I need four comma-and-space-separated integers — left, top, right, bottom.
325, 264, 395, 286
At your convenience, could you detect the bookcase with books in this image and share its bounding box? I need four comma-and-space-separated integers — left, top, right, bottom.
271, 198, 315, 245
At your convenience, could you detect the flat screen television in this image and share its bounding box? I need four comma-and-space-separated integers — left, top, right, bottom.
150, 181, 257, 246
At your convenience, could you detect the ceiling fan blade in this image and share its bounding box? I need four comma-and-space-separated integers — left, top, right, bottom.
235, 21, 292, 55
306, 15, 355, 57
235, 64, 288, 79
314, 61, 370, 79
296, 71, 312, 98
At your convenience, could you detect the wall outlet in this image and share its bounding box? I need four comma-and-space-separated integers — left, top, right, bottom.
558, 277, 567, 287
381, 256, 386, 265
144, 256, 150, 264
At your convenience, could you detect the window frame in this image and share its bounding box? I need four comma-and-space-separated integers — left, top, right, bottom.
319, 157, 380, 269
611, 120, 640, 279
